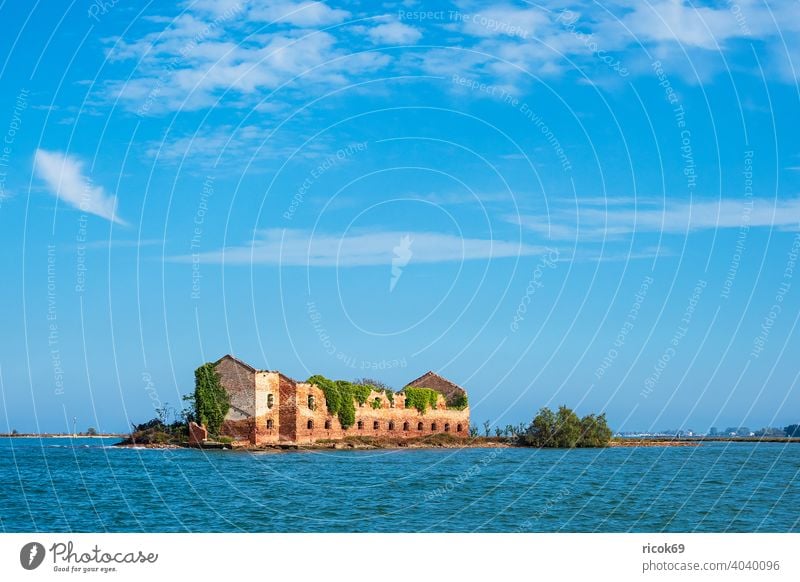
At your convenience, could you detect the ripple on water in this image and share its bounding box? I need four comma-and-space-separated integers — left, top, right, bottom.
1, 440, 798, 532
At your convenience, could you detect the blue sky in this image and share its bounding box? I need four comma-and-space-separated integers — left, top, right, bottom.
1, 0, 800, 434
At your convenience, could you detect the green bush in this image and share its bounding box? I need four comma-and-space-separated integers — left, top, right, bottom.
518, 406, 612, 448
402, 387, 440, 414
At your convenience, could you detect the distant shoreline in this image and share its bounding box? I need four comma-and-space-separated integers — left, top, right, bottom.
611, 436, 800, 446
0, 433, 125, 438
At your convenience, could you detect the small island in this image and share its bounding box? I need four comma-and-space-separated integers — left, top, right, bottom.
118, 355, 614, 451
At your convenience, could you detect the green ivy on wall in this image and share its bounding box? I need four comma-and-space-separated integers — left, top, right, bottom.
401, 386, 440, 414
306, 375, 374, 429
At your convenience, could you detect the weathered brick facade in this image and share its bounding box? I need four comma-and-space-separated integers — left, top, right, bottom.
211, 355, 471, 445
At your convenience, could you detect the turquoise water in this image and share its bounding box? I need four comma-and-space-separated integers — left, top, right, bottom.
1, 438, 798, 532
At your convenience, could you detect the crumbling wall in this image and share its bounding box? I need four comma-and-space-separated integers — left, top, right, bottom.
292, 382, 470, 444
278, 373, 298, 442
253, 371, 280, 444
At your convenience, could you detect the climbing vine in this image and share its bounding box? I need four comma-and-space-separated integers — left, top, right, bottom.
401, 387, 440, 414
448, 392, 469, 410
307, 375, 374, 429
192, 363, 231, 437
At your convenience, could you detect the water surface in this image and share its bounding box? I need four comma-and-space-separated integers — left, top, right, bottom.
1, 438, 797, 532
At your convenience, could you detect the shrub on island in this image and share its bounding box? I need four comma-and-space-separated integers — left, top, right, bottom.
518, 406, 612, 448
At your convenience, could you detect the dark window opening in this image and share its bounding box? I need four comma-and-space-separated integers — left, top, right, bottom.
457, 424, 463, 432
358, 420, 364, 430
417, 422, 424, 431
403, 422, 410, 431
373, 421, 380, 430
431, 423, 438, 431
308, 395, 316, 410
266, 419, 274, 429
324, 420, 332, 429
388, 421, 395, 431
267, 394, 274, 409
307, 420, 314, 429
444, 423, 450, 432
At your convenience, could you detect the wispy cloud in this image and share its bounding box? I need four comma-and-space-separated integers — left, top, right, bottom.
249, 0, 350, 27
33, 149, 125, 225
174, 228, 543, 266
106, 2, 387, 113
101, 0, 800, 117
368, 20, 423, 44
509, 197, 800, 240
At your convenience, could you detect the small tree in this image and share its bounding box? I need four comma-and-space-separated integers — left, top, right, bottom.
785, 424, 800, 437
483, 420, 491, 437
86, 427, 98, 436
519, 406, 612, 448
520, 407, 556, 447
579, 413, 612, 447
469, 424, 479, 438
554, 406, 582, 447
11, 428, 18, 436
193, 363, 231, 437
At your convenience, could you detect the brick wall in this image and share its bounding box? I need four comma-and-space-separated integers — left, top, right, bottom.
215, 356, 255, 419
277, 374, 298, 442
291, 382, 470, 444
212, 355, 471, 445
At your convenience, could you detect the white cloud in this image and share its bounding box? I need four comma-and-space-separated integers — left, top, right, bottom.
33, 149, 125, 225
457, 5, 547, 39
102, 0, 800, 116
368, 21, 422, 44
510, 197, 800, 240
177, 228, 543, 265
110, 24, 389, 113
248, 1, 350, 27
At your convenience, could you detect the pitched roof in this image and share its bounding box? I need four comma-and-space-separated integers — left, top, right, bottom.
214, 354, 256, 372
214, 354, 297, 383
404, 371, 467, 405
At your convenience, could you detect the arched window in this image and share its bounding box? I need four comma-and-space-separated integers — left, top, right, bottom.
267, 394, 274, 409
324, 420, 331, 429
266, 419, 274, 429
373, 421, 380, 430
307, 419, 314, 429
457, 424, 463, 432
357, 420, 364, 430
308, 395, 316, 410
431, 423, 438, 431
444, 423, 450, 432
388, 421, 395, 431
417, 422, 424, 431
403, 421, 410, 431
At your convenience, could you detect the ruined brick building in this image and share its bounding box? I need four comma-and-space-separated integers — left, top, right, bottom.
192, 355, 471, 445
